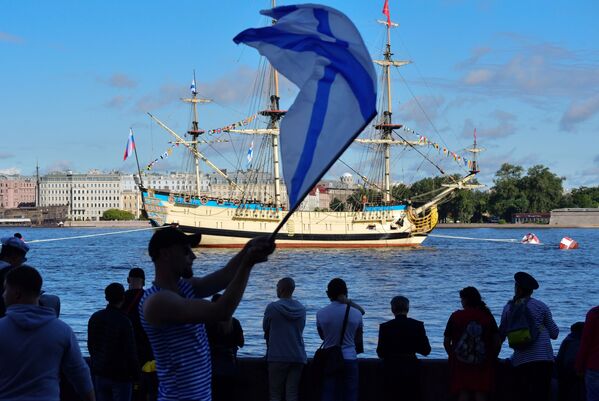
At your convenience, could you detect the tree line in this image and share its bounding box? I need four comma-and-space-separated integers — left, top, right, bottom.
329, 163, 599, 223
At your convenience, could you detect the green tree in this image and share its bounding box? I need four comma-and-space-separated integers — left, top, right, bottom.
446, 190, 476, 222
470, 190, 490, 223
519, 165, 564, 212
407, 175, 462, 222
329, 197, 345, 212
347, 188, 381, 210
391, 183, 410, 202
101, 209, 135, 221
561, 186, 599, 208
488, 163, 528, 221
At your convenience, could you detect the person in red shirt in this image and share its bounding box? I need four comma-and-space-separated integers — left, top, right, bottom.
575, 305, 599, 401
444, 286, 500, 401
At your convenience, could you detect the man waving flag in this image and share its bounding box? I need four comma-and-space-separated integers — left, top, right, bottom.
234, 4, 377, 212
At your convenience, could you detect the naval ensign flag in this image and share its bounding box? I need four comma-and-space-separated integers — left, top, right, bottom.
234, 4, 377, 213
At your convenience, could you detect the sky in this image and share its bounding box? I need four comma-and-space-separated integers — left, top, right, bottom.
1, 0, 598, 190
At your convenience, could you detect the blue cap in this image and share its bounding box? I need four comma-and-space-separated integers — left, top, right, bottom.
1, 236, 30, 254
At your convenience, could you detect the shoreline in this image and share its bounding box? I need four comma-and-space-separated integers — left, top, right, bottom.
8, 221, 598, 229
436, 223, 598, 229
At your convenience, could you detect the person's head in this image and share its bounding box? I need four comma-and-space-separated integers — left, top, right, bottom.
105, 283, 125, 307
3, 265, 42, 307
0, 236, 30, 267
459, 286, 482, 308
571, 321, 584, 335
148, 227, 201, 279
390, 295, 409, 316
513, 272, 538, 298
326, 278, 347, 301
127, 267, 145, 290
276, 277, 295, 299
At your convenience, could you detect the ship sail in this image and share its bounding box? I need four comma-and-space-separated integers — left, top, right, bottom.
139, 2, 479, 248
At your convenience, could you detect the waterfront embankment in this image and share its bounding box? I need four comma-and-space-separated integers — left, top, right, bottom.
58, 357, 547, 401
205, 357, 542, 401
60, 220, 150, 228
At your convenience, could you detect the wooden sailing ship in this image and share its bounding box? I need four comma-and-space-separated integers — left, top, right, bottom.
139, 5, 479, 248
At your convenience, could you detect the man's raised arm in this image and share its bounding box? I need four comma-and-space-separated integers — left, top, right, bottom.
144, 236, 275, 326
189, 236, 273, 298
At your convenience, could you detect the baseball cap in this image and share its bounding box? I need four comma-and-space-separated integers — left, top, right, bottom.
1, 236, 30, 254
148, 227, 201, 260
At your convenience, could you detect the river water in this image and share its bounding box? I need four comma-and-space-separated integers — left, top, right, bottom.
4, 226, 597, 359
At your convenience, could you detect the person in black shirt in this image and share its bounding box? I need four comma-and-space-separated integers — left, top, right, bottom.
121, 267, 156, 401
0, 235, 29, 317
206, 293, 245, 401
377, 295, 431, 401
88, 282, 139, 401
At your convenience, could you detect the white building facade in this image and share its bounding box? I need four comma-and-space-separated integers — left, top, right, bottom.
39, 171, 122, 221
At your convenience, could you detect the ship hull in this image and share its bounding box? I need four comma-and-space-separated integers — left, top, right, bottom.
142, 190, 432, 248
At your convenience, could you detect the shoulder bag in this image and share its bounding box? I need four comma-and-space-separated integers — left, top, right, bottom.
312, 304, 351, 377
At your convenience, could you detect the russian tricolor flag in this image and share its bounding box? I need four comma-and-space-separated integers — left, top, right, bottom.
123, 128, 136, 161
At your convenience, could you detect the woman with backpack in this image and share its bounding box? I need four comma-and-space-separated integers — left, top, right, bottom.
498, 272, 559, 401
444, 286, 501, 401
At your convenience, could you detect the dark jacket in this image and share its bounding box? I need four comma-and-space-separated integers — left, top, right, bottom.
87, 305, 140, 381
0, 263, 15, 317
206, 318, 244, 376
377, 315, 431, 361
122, 289, 154, 365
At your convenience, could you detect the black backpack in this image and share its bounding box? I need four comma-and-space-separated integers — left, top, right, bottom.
454, 320, 486, 364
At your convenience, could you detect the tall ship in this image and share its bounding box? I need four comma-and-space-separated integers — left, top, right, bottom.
139, 4, 479, 248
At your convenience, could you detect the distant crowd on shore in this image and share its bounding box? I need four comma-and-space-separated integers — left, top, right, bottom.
0, 229, 598, 401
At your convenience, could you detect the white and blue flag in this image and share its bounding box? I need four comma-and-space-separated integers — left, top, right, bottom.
190, 78, 197, 96
247, 141, 254, 168
234, 4, 377, 211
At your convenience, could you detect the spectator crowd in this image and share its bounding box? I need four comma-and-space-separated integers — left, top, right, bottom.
0, 229, 597, 401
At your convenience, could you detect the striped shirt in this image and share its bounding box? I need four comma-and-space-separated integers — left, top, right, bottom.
499, 297, 559, 366
139, 280, 211, 401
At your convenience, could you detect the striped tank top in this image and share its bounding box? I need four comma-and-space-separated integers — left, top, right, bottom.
139, 280, 212, 401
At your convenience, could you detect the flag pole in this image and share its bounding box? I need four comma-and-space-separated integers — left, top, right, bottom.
131, 128, 144, 188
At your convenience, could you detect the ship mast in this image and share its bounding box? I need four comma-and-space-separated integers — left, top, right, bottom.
372, 18, 411, 203
225, 0, 286, 208
261, 0, 285, 209
182, 70, 211, 197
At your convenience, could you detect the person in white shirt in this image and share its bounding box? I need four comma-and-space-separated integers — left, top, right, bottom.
316, 278, 364, 401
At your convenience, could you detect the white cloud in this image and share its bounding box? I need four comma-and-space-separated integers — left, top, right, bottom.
457, 38, 599, 99
134, 83, 184, 112
0, 167, 21, 175
108, 74, 137, 89
560, 94, 599, 131
463, 69, 495, 85
0, 32, 24, 44
397, 95, 445, 128
44, 160, 73, 174
105, 95, 130, 109
197, 66, 259, 105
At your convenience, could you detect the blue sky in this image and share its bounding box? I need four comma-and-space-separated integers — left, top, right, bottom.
1, 0, 598, 189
